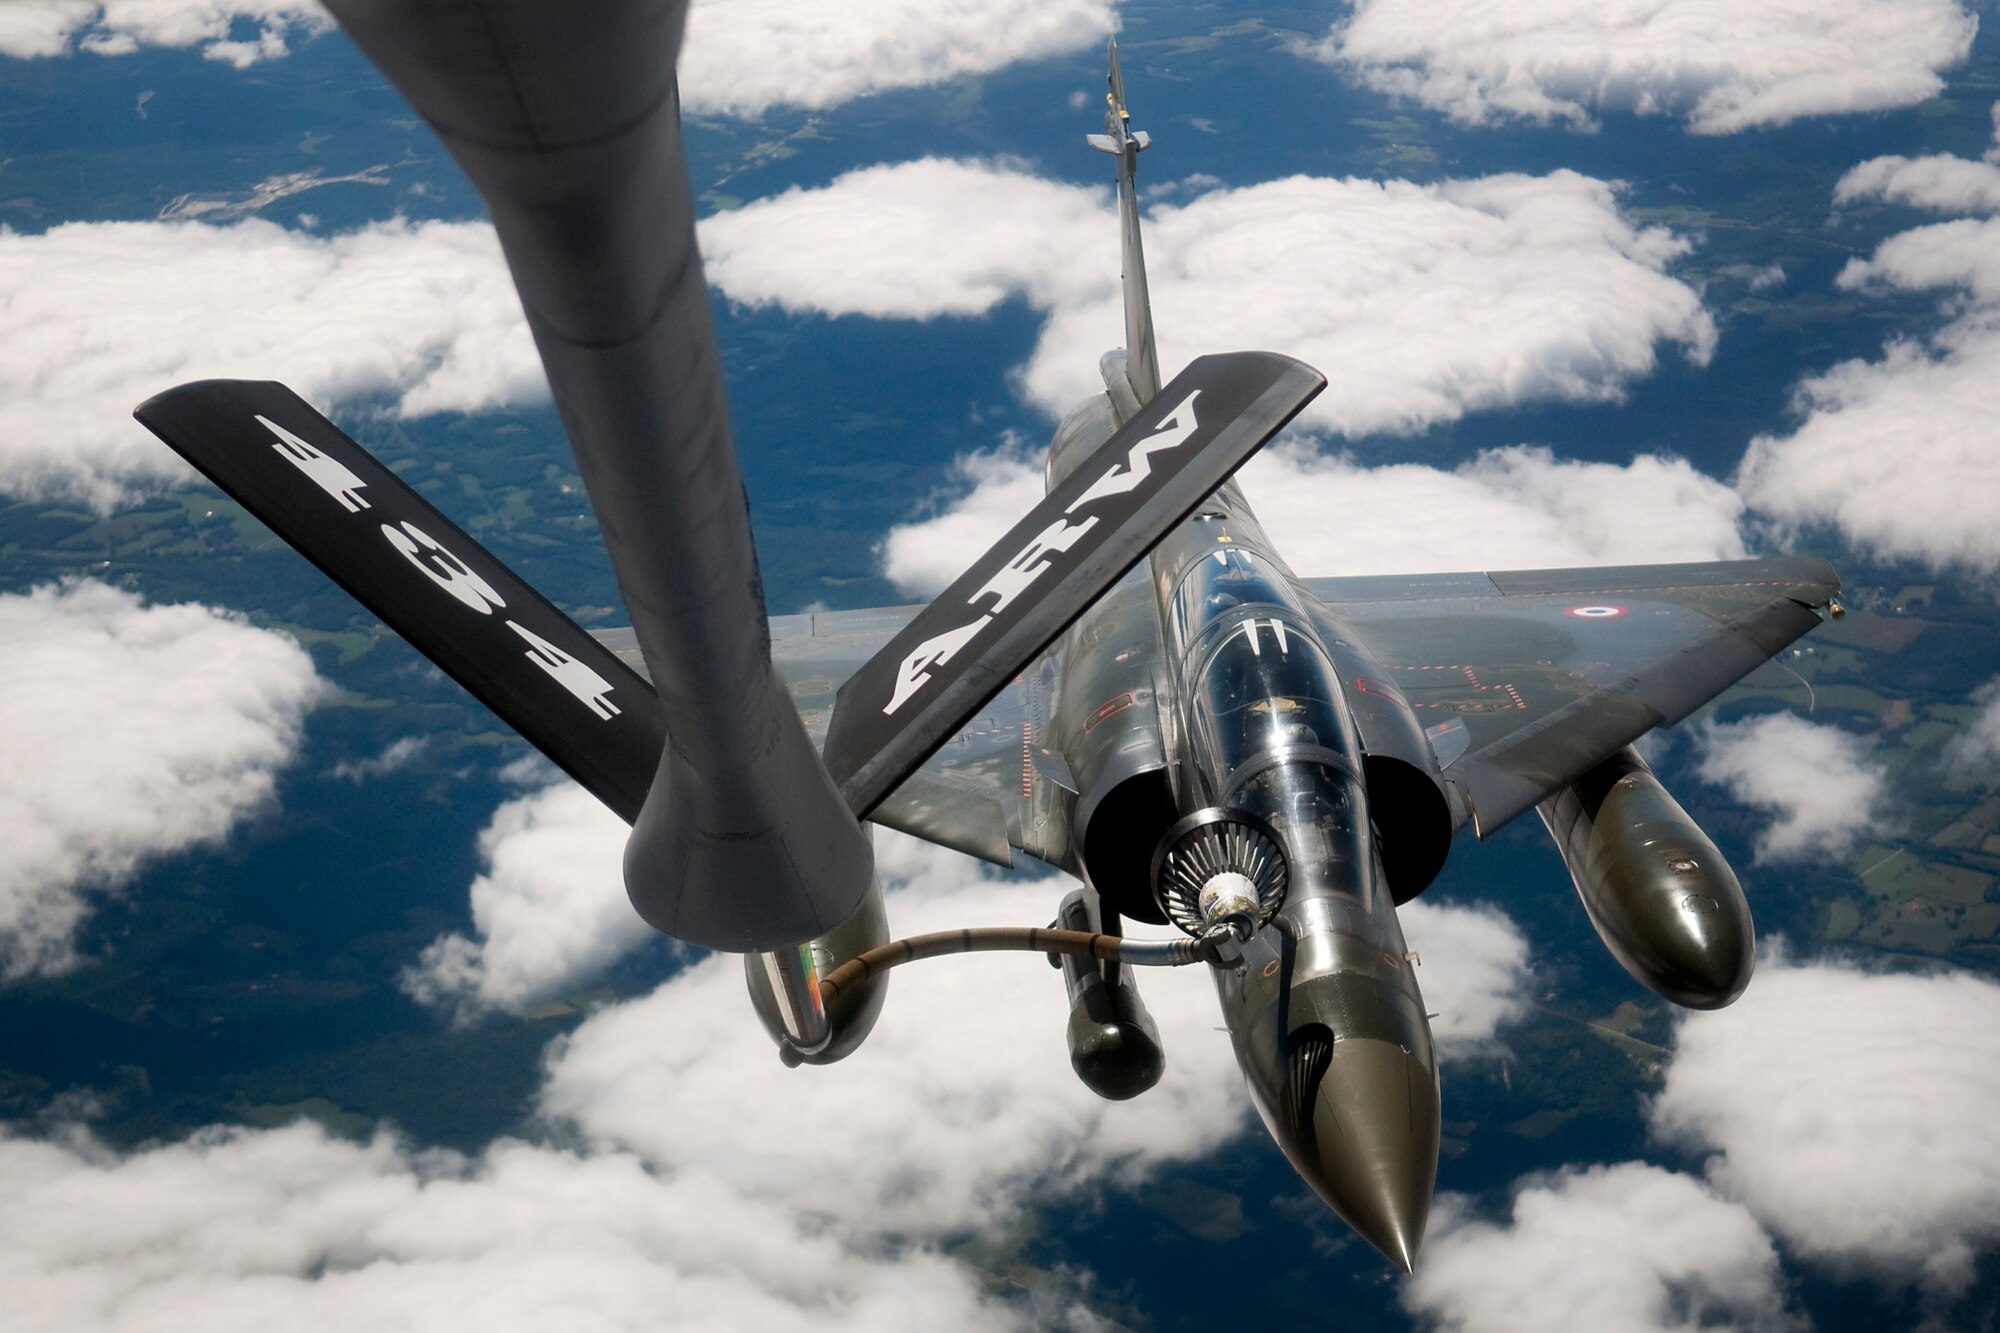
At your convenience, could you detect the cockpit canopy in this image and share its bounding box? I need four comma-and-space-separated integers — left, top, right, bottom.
1190, 616, 1358, 797
1169, 547, 1299, 649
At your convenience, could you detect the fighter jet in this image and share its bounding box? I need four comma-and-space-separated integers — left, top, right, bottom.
133, 3, 1841, 1272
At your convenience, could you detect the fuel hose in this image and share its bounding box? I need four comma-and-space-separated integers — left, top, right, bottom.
815, 927, 1210, 1006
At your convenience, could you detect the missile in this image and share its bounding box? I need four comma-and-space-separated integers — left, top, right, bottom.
1538, 746, 1754, 1010
1054, 889, 1165, 1099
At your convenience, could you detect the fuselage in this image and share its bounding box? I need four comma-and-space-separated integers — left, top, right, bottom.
1040, 399, 1440, 1270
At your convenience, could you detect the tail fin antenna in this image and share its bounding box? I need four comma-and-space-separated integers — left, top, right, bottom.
1085, 39, 1160, 403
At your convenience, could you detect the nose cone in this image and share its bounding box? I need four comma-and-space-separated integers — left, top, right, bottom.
1302, 1038, 1439, 1272
1653, 888, 1755, 1010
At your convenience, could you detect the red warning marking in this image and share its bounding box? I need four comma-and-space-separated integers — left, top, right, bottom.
1083, 692, 1138, 733
1354, 676, 1408, 704
1566, 604, 1628, 618
1395, 662, 1526, 711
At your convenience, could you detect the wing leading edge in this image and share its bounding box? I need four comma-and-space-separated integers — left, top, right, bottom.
1301, 555, 1842, 836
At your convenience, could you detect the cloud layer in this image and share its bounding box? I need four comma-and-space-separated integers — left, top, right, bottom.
1693, 713, 1885, 864
1738, 136, 2000, 574
2, 0, 1115, 116
1945, 677, 2000, 772
1652, 956, 2000, 1289
401, 782, 648, 1022
0, 1, 324, 66
1406, 1163, 1798, 1333
1407, 956, 2000, 1316
1312, 0, 1977, 134
409, 806, 1531, 1240
1398, 898, 1532, 1055
6, 160, 1712, 514
679, 0, 1117, 118
703, 160, 1714, 437
0, 218, 541, 510
883, 442, 1748, 597
0, 831, 1334, 1330
0, 580, 322, 980
0, 1122, 1028, 1332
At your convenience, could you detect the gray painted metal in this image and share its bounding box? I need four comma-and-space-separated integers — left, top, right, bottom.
1539, 746, 1755, 1008
1137, 461, 1437, 1268
1098, 40, 1160, 402
323, 0, 871, 951
1301, 556, 1841, 835
1045, 575, 1179, 923
1055, 888, 1165, 1100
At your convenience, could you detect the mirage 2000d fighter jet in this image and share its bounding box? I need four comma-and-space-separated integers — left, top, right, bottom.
134, 3, 1841, 1271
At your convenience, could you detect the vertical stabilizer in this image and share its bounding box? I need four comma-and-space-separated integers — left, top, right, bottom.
1086, 40, 1160, 404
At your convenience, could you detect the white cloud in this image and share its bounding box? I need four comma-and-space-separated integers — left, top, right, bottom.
702, 159, 1113, 321
543, 831, 1537, 1237
679, 0, 1117, 118
0, 1122, 1029, 1332
1693, 713, 1886, 864
1235, 444, 1747, 577
1838, 213, 2000, 304
0, 579, 322, 981
1735, 320, 2000, 575
1405, 1163, 1798, 1333
765, 163, 1740, 598
0, 217, 540, 510
879, 442, 1050, 594
881, 442, 1747, 597
400, 781, 648, 1022
0, 1, 326, 65
702, 160, 1715, 438
1736, 153, 2000, 574
1312, 0, 1977, 135
17, 164, 1711, 517
0, 1, 95, 58
541, 831, 1251, 1240
1944, 677, 2000, 772
326, 735, 424, 783
1836, 153, 2000, 216
0, 833, 1242, 1330
1651, 955, 2000, 1290
1400, 898, 1532, 1056
2, 0, 1114, 115
0, 813, 1535, 1324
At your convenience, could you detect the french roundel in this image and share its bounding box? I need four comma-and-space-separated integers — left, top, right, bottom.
1566, 604, 1627, 618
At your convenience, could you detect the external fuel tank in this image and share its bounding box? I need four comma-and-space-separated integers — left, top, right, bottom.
1053, 888, 1165, 1099
1538, 746, 1754, 1010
